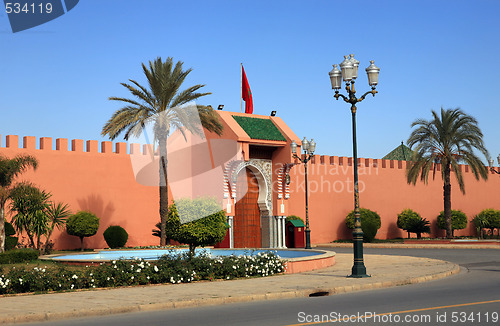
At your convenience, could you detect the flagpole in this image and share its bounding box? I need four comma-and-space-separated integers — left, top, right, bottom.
240, 63, 243, 113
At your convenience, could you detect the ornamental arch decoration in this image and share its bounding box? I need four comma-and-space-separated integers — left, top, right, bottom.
228, 159, 273, 216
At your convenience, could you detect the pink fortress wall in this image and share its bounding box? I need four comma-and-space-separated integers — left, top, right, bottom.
287, 155, 500, 244
2, 133, 500, 249
0, 134, 163, 250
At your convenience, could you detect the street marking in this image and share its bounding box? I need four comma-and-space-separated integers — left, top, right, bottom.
288, 299, 500, 325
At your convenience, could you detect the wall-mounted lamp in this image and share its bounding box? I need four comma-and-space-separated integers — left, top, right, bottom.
270, 110, 277, 116
218, 105, 224, 110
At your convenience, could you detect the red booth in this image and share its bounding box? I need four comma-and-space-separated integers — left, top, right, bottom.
285, 220, 305, 248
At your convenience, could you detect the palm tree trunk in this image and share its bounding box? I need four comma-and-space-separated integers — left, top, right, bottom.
0, 205, 5, 253
443, 163, 453, 239
159, 138, 168, 246
43, 224, 55, 254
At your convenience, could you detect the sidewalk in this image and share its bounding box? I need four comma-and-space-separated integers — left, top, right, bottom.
0, 252, 460, 324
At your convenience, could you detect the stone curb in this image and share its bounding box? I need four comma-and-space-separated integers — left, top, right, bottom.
318, 243, 500, 249
0, 263, 461, 325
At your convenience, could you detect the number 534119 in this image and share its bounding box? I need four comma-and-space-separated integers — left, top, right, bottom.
5, 2, 53, 14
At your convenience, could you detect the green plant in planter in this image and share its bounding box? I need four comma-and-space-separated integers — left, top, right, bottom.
103, 225, 128, 249
66, 211, 99, 251
437, 210, 467, 237
345, 208, 381, 242
472, 209, 498, 239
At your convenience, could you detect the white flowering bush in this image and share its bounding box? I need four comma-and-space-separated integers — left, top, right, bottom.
0, 251, 286, 295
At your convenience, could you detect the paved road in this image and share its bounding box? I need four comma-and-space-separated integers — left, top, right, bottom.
18, 248, 499, 326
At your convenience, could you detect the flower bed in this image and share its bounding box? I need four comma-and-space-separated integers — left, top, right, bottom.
0, 251, 285, 295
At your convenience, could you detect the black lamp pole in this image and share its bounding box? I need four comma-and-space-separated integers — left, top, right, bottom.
291, 138, 316, 249
329, 54, 380, 278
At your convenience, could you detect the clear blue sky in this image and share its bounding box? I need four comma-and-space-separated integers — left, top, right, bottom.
1, 0, 500, 162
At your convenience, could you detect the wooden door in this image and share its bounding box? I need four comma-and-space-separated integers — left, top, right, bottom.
234, 168, 261, 248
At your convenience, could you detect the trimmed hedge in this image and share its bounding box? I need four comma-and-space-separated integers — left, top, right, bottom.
0, 248, 39, 264
103, 225, 128, 249
345, 208, 381, 242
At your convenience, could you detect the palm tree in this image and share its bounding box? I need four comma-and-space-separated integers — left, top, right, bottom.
0, 154, 38, 252
406, 108, 489, 238
102, 57, 223, 246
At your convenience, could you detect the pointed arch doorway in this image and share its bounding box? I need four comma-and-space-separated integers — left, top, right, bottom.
234, 168, 261, 248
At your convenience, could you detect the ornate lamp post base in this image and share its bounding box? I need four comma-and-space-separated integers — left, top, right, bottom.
348, 227, 370, 278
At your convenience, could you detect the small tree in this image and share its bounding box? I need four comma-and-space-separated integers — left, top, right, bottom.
66, 211, 100, 251
0, 154, 38, 253
166, 198, 228, 257
43, 202, 71, 254
345, 208, 381, 242
437, 210, 467, 237
9, 182, 50, 250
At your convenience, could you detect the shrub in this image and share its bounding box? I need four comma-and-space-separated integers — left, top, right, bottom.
345, 208, 381, 242
437, 210, 467, 237
406, 217, 431, 239
66, 211, 100, 251
4, 222, 17, 250
396, 209, 430, 239
0, 251, 285, 295
166, 198, 228, 257
103, 225, 128, 249
0, 248, 39, 264
4, 222, 15, 237
5, 237, 18, 251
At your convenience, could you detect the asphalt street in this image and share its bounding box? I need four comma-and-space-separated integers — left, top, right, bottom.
16, 248, 499, 326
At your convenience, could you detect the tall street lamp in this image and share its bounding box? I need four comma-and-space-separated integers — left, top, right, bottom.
488, 154, 500, 174
329, 54, 380, 278
291, 137, 316, 249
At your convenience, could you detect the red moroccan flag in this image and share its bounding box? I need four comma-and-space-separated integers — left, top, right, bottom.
242, 66, 253, 114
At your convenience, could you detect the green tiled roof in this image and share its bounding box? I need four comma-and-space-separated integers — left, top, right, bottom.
288, 219, 305, 227
232, 116, 286, 141
382, 142, 414, 161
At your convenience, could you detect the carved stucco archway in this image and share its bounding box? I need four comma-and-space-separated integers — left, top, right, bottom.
232, 159, 272, 215
228, 159, 273, 247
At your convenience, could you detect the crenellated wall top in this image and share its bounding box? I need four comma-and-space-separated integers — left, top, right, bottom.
0, 134, 161, 156
297, 154, 485, 174
1, 134, 492, 174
